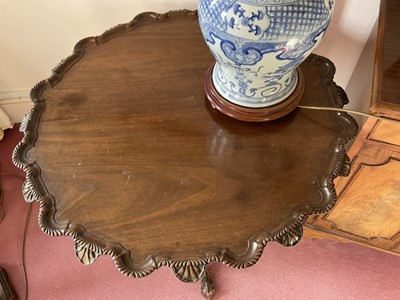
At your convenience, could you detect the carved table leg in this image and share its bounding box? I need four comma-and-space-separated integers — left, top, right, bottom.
201, 268, 215, 300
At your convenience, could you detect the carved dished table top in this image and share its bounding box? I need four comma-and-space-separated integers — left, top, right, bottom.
14, 10, 357, 298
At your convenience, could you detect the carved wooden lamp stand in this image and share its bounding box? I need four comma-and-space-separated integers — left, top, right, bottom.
13, 10, 357, 300
204, 62, 305, 122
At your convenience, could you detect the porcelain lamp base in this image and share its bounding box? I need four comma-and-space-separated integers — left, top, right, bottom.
204, 62, 305, 122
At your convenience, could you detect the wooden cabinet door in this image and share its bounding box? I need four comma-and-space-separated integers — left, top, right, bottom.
370, 0, 400, 120
305, 118, 400, 255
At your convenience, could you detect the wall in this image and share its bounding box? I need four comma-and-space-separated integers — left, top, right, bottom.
346, 19, 379, 124
314, 0, 380, 88
0, 0, 380, 122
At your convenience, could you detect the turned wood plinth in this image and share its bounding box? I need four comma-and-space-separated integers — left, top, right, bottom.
205, 62, 305, 122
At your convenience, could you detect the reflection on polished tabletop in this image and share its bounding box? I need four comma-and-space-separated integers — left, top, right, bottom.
14, 10, 358, 299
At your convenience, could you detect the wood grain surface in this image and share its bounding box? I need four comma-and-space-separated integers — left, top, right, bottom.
371, 0, 400, 119
305, 118, 400, 255
306, 0, 400, 256
380, 0, 400, 105
370, 119, 400, 146
15, 11, 357, 279
327, 159, 400, 239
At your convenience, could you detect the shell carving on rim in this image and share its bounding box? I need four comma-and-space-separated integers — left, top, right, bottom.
173, 261, 207, 283
11, 10, 358, 288
22, 177, 42, 203
75, 242, 102, 265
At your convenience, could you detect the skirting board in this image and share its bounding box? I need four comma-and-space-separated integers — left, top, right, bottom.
0, 90, 32, 124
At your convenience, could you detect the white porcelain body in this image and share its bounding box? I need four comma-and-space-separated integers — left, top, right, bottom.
198, 0, 335, 108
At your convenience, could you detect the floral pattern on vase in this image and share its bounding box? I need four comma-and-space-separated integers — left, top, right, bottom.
198, 0, 335, 108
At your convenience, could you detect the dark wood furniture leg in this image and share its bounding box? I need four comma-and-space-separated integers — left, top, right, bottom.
201, 267, 215, 300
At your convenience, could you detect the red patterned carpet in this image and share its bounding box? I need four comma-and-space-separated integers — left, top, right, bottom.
1, 126, 399, 300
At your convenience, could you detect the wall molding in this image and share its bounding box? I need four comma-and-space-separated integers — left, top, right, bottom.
0, 90, 32, 124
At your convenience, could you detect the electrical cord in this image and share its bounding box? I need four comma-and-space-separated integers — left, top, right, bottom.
0, 169, 29, 300
21, 202, 32, 300
298, 105, 400, 124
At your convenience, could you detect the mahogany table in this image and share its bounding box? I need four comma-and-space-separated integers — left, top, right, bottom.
14, 10, 358, 299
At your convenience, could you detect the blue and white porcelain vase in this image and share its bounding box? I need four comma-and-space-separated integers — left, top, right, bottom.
199, 0, 335, 109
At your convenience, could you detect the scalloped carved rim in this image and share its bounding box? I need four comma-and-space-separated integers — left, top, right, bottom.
11, 10, 358, 283
318, 157, 400, 242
